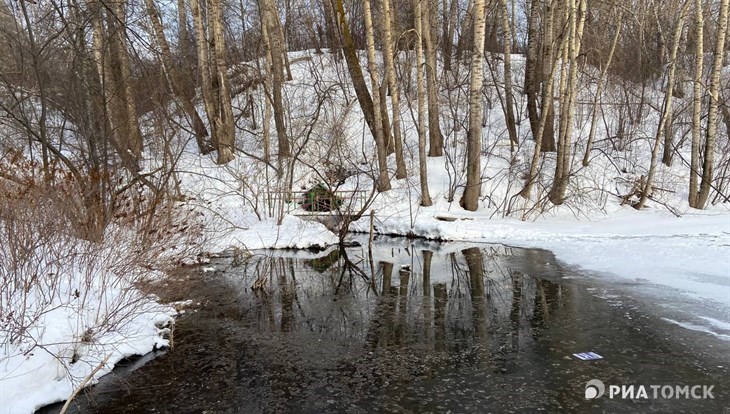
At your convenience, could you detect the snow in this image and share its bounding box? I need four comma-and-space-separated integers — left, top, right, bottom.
208, 215, 337, 251
0, 268, 174, 414
661, 318, 730, 341
354, 200, 730, 306
2, 48, 729, 412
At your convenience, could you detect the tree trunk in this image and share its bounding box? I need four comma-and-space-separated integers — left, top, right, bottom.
441, 0, 451, 72
380, 0, 407, 179
363, 0, 391, 191
322, 0, 341, 58
334, 0, 378, 142
176, 0, 211, 154
261, 0, 291, 159
460, 0, 487, 211
456, 0, 474, 62
696, 0, 729, 208
540, 0, 556, 153
688, 0, 704, 207
636, 0, 690, 209
524, 0, 539, 141
145, 0, 212, 155
275, 10, 294, 81
444, 0, 459, 71
379, 83, 393, 153
549, 0, 585, 205
422, 0, 443, 156
209, 0, 235, 164
191, 0, 220, 153
498, 0, 518, 147
110, 0, 143, 161
583, 9, 621, 166
414, 0, 433, 205
89, 0, 141, 171
520, 0, 565, 199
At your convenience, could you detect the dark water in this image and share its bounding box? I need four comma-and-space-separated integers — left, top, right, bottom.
40, 238, 729, 413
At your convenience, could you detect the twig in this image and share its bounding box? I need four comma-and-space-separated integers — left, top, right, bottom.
59, 353, 112, 414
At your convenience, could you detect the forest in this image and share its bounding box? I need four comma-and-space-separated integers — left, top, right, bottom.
0, 0, 729, 412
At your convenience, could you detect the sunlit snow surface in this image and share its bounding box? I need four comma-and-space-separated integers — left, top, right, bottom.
349, 166, 730, 342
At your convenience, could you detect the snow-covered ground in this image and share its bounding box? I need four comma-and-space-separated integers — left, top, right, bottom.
0, 257, 174, 414
0, 302, 172, 414
2, 48, 728, 413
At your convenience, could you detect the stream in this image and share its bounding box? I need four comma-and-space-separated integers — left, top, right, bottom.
39, 237, 729, 413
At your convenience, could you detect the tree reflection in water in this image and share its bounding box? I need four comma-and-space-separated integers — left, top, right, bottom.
234, 242, 565, 360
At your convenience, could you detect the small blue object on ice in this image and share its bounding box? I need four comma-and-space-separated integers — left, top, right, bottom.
573, 352, 603, 360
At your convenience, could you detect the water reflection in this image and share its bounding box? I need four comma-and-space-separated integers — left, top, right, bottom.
41, 239, 729, 414
230, 242, 564, 360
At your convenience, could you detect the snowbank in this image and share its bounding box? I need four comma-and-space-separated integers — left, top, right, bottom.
354, 205, 730, 306
0, 265, 173, 414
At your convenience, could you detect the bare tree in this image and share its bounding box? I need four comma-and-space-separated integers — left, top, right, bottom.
414, 0, 433, 205
88, 0, 143, 171
636, 0, 690, 209
460, 0, 487, 211
583, 6, 622, 166
209, 0, 235, 163
540, 0, 557, 153
144, 0, 212, 155
696, 0, 730, 208
548, 0, 586, 205
321, 0, 341, 58
498, 0, 518, 147
524, 0, 540, 143
333, 0, 378, 141
688, 0, 704, 207
442, 0, 459, 72
422, 0, 444, 156
362, 0, 392, 191
261, 0, 292, 159
381, 0, 407, 178
520, 0, 566, 199
190, 0, 235, 164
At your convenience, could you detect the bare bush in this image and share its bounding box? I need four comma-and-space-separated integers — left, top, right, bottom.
0, 153, 203, 388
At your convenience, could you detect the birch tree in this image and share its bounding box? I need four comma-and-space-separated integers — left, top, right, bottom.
548, 0, 586, 205
540, 0, 556, 153
209, 0, 235, 164
422, 0, 443, 156
524, 0, 540, 143
333, 0, 378, 142
688, 0, 704, 206
636, 0, 690, 209
695, 0, 730, 208
190, 0, 234, 164
520, 0, 565, 199
381, 0, 407, 178
414, 0, 433, 205
88, 0, 143, 171
363, 0, 391, 191
460, 0, 487, 211
442, 0, 459, 72
109, 0, 142, 162
498, 0, 518, 147
321, 0, 340, 58
261, 0, 291, 159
